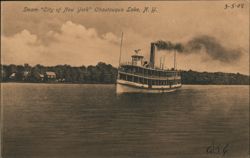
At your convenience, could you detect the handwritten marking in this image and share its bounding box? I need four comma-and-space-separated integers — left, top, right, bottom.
23, 7, 39, 12
143, 7, 158, 13
41, 7, 54, 13
22, 6, 158, 14
206, 142, 230, 156
77, 7, 92, 14
224, 3, 245, 9
126, 7, 140, 13
63, 7, 74, 13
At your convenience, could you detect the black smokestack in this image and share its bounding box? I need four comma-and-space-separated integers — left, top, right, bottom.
154, 35, 242, 63
150, 43, 156, 68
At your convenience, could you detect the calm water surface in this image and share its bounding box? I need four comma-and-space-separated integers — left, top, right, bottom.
1, 83, 249, 158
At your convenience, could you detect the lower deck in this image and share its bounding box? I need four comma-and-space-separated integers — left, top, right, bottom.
116, 79, 182, 93
118, 71, 181, 88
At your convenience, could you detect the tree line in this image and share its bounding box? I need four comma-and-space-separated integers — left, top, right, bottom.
0, 62, 117, 83
181, 70, 249, 85
0, 63, 249, 85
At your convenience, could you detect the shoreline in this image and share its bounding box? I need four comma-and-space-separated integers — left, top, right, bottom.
1, 82, 249, 86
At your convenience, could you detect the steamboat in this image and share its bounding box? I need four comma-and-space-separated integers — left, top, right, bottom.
116, 35, 182, 93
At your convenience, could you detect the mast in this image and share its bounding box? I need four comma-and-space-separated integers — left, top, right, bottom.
174, 50, 176, 70
159, 57, 162, 69
118, 32, 124, 66
174, 50, 177, 82
162, 56, 165, 70
160, 56, 165, 69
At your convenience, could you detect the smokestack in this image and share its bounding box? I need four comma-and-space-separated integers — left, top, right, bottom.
150, 43, 155, 68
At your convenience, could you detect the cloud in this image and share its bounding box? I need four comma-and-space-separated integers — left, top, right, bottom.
59, 21, 98, 38
102, 32, 120, 44
1, 21, 249, 74
2, 21, 121, 66
1, 30, 45, 64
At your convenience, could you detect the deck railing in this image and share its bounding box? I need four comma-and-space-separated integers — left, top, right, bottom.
118, 71, 181, 80
120, 62, 180, 73
118, 67, 181, 79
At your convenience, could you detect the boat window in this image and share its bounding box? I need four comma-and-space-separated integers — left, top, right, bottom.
139, 77, 143, 84
120, 74, 124, 80
133, 68, 136, 73
160, 71, 162, 76
154, 71, 158, 76
127, 75, 132, 82
134, 76, 138, 83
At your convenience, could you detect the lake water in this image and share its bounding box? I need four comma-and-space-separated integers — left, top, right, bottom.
1, 83, 249, 158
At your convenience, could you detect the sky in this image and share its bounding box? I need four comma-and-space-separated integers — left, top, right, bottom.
1, 1, 249, 74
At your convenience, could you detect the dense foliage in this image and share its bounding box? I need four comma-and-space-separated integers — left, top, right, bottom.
181, 70, 249, 85
0, 63, 249, 85
0, 62, 117, 84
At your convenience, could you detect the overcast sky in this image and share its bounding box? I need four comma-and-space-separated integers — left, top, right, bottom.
1, 1, 249, 74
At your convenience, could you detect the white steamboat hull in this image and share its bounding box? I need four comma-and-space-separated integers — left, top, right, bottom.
116, 80, 181, 94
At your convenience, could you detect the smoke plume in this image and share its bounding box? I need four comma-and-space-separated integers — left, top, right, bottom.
155, 40, 184, 52
154, 35, 242, 63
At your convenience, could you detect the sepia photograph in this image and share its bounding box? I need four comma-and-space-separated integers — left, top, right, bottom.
1, 1, 249, 158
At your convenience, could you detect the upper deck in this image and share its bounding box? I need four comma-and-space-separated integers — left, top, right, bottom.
118, 43, 181, 81
119, 62, 181, 79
